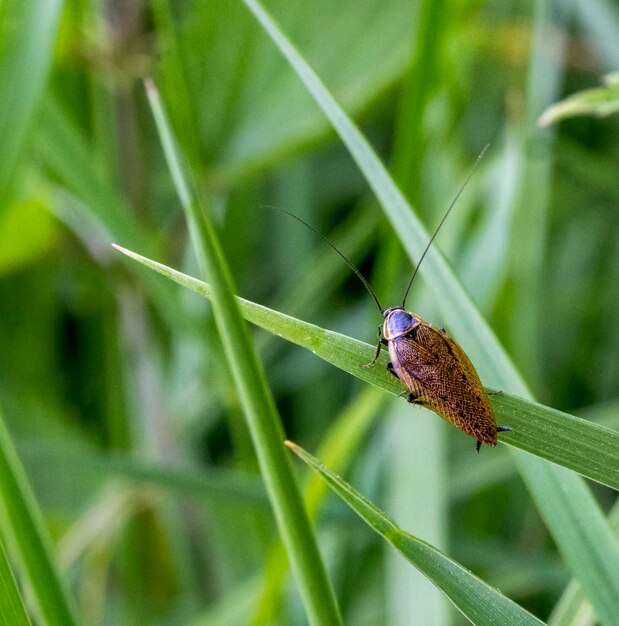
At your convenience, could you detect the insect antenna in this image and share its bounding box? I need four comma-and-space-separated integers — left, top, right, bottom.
263, 205, 384, 313
401, 143, 490, 308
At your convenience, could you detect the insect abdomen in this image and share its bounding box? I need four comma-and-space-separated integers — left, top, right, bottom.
389, 322, 499, 446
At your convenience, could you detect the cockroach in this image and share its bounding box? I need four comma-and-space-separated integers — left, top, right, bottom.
272, 149, 512, 452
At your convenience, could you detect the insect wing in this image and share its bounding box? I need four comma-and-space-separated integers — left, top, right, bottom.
390, 323, 497, 444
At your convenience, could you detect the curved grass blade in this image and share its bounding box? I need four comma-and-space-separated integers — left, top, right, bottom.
286, 441, 544, 626
0, 409, 78, 626
539, 72, 619, 127
108, 249, 619, 492
143, 80, 342, 626
235, 4, 619, 622
0, 539, 31, 626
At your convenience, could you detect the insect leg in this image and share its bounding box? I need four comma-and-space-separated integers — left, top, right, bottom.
497, 426, 512, 433
406, 392, 424, 406
386, 362, 399, 378
476, 440, 482, 453
362, 326, 386, 368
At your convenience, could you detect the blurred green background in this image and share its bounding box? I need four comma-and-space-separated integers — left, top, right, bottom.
0, 0, 618, 624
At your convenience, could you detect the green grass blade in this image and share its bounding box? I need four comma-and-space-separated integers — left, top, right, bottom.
140, 81, 342, 626
539, 72, 619, 127
107, 250, 619, 492
253, 386, 386, 624
486, 393, 618, 484
0, 539, 31, 626
286, 441, 545, 626
0, 0, 63, 198
548, 500, 619, 626
235, 5, 619, 622
0, 409, 78, 626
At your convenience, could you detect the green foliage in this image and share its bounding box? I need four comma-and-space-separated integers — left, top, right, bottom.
0, 539, 30, 626
1, 0, 618, 624
540, 73, 619, 127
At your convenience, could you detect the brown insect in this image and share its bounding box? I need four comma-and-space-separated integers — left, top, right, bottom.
365, 307, 511, 452
275, 148, 512, 452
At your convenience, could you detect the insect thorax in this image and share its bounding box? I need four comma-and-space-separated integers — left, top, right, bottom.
383, 307, 419, 339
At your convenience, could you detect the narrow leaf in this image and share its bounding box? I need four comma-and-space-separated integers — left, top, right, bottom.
539, 72, 619, 127
0, 409, 78, 626
286, 441, 544, 626
109, 248, 619, 491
